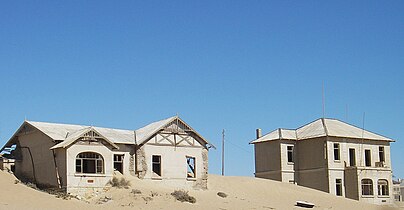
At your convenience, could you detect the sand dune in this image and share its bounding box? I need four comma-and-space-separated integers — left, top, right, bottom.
0, 170, 400, 210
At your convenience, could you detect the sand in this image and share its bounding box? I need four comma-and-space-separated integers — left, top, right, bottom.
0, 170, 401, 210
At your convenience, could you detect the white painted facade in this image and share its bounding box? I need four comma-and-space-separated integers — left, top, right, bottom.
251, 118, 395, 205
1, 116, 213, 194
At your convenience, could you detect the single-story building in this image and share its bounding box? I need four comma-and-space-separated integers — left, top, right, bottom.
1, 116, 214, 193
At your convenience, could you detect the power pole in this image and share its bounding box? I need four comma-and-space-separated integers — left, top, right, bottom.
221, 129, 225, 176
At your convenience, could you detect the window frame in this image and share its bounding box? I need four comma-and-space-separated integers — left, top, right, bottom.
378, 179, 389, 196
186, 156, 196, 179
287, 145, 294, 163
379, 146, 385, 162
152, 155, 162, 177
333, 143, 340, 161
75, 152, 104, 175
361, 179, 374, 196
336, 179, 343, 196
365, 149, 371, 167
113, 154, 124, 174
349, 148, 356, 167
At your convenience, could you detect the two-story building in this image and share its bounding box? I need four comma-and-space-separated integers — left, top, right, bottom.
250, 118, 394, 205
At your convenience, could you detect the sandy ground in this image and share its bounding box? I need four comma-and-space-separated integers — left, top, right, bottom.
0, 170, 402, 210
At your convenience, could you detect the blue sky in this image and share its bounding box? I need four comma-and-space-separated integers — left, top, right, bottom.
0, 1, 403, 178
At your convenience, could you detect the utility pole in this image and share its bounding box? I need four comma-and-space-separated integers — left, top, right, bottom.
221, 129, 225, 176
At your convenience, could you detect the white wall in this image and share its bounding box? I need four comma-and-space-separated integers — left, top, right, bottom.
65, 141, 132, 193
142, 144, 204, 188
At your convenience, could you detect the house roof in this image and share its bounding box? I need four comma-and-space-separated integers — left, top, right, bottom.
250, 118, 394, 144
1, 116, 214, 151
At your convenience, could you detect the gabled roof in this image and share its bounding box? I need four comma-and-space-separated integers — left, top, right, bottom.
50, 127, 119, 149
250, 118, 394, 144
26, 121, 136, 144
135, 116, 176, 144
1, 116, 214, 151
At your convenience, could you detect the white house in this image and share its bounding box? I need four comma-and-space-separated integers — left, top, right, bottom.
250, 118, 395, 205
1, 116, 214, 194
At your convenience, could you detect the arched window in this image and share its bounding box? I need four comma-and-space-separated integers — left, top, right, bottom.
378, 179, 389, 196
361, 179, 373, 196
76, 152, 104, 174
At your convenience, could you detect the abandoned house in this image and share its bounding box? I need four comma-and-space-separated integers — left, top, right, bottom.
0, 116, 214, 193
250, 118, 394, 205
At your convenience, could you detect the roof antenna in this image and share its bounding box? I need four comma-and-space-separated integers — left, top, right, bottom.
360, 112, 365, 166
322, 81, 326, 119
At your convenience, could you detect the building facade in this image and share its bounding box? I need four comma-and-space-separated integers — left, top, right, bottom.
393, 179, 404, 202
1, 116, 214, 194
251, 118, 394, 205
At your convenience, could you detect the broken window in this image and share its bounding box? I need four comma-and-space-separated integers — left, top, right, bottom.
287, 146, 294, 163
186, 156, 196, 178
365, 149, 371, 167
336, 179, 342, 196
114, 154, 124, 174
333, 143, 340, 161
76, 152, 104, 174
379, 146, 385, 162
361, 179, 373, 196
378, 179, 389, 196
152, 155, 161, 177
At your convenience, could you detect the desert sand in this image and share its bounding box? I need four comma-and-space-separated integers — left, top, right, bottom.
0, 170, 401, 210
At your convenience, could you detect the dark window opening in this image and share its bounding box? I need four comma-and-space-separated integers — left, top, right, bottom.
378, 179, 389, 196
152, 155, 161, 177
75, 152, 104, 174
379, 147, 385, 162
287, 146, 294, 163
362, 179, 373, 196
336, 179, 342, 196
186, 156, 196, 178
114, 154, 124, 174
365, 149, 371, 167
333, 143, 340, 161
349, 148, 356, 166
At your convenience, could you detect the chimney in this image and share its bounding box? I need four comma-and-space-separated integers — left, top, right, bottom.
256, 128, 262, 139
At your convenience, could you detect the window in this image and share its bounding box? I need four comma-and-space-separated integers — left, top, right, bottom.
333, 143, 340, 161
287, 146, 294, 163
379, 147, 385, 162
378, 179, 389, 196
75, 152, 104, 174
361, 179, 373, 196
152, 155, 161, 177
349, 148, 356, 166
186, 156, 196, 178
365, 149, 371, 167
336, 179, 343, 196
114, 154, 124, 174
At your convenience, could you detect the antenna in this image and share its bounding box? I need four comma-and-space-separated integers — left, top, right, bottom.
360, 112, 365, 166
322, 82, 326, 118
221, 129, 225, 176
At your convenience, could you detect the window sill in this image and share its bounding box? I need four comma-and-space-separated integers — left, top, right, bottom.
287, 162, 294, 165
151, 177, 162, 180
74, 173, 106, 177
361, 195, 374, 198
187, 178, 197, 181
377, 195, 390, 198
334, 160, 341, 163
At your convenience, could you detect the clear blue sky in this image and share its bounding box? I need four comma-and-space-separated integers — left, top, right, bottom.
0, 1, 403, 178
